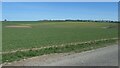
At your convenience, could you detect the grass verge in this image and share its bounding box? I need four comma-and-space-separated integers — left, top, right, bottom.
2, 39, 117, 63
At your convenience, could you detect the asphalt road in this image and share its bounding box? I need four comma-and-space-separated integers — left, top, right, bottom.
4, 45, 118, 66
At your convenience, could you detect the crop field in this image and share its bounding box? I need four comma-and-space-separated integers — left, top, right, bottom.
2, 21, 118, 52
2, 21, 118, 62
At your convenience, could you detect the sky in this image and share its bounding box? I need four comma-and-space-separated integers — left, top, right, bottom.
2, 0, 120, 2
2, 2, 118, 21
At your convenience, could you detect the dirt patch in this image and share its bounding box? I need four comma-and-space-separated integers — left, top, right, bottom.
5, 25, 32, 28
101, 25, 118, 29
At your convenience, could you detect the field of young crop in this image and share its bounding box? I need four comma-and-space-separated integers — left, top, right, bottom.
2, 21, 118, 62
2, 21, 118, 52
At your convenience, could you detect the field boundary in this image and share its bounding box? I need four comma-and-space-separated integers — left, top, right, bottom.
2, 38, 118, 54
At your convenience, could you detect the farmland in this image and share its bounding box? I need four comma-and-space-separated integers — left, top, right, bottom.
3, 21, 118, 51
2, 21, 118, 62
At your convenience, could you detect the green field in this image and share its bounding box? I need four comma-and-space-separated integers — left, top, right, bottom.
3, 21, 118, 52
2, 21, 118, 62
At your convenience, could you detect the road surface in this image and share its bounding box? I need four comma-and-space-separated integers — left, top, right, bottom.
4, 45, 118, 66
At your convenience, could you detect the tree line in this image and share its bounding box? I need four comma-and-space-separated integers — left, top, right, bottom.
2, 19, 119, 23
38, 19, 119, 23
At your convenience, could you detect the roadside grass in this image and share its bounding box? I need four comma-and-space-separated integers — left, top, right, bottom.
2, 38, 117, 63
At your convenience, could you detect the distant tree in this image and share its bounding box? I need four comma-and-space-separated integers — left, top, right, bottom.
4, 19, 7, 22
